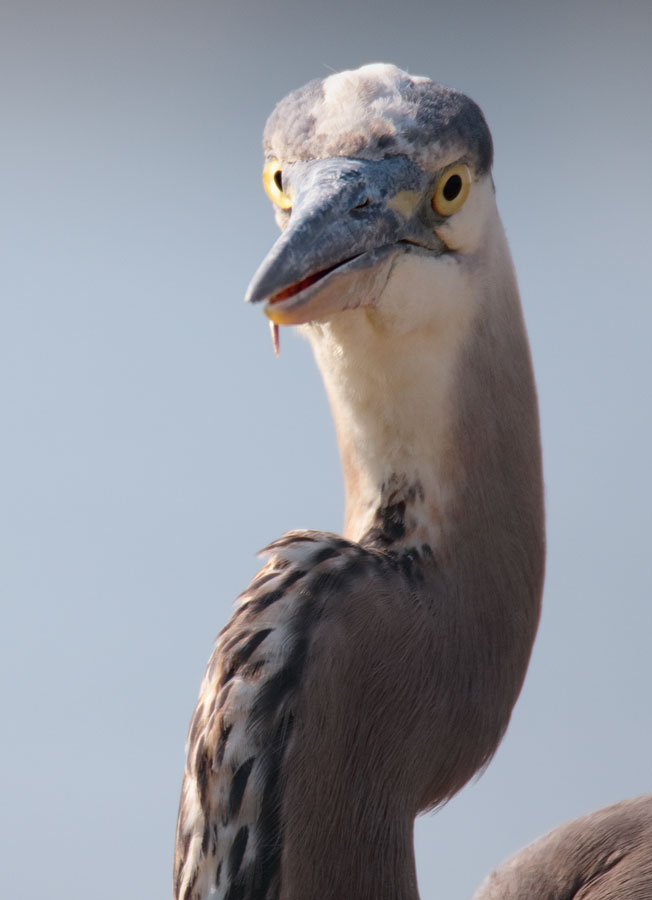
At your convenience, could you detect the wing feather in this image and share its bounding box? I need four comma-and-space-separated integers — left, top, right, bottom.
173, 531, 364, 900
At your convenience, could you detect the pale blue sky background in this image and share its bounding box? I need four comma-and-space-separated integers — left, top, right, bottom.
2, 1, 651, 898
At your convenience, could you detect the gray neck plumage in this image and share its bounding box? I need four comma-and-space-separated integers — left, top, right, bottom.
307, 234, 544, 573
292, 234, 545, 899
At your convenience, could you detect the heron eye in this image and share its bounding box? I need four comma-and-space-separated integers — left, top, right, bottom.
432, 164, 471, 216
263, 159, 292, 210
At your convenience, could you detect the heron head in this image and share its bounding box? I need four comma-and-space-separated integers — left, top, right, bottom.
245, 63, 498, 330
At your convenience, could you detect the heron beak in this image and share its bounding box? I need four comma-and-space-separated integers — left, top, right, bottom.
245, 157, 431, 326
259, 246, 398, 327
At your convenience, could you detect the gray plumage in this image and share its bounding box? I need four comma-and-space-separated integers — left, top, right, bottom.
473, 796, 652, 900
263, 68, 493, 174
174, 63, 546, 900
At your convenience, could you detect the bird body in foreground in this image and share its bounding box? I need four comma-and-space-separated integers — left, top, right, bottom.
175, 63, 547, 900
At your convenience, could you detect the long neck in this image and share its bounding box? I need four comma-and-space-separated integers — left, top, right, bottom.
288, 233, 546, 900
307, 233, 544, 567
310, 303, 469, 550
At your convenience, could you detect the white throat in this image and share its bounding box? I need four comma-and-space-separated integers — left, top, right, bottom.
306, 248, 484, 548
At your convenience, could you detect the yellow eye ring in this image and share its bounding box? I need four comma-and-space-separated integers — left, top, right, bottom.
432, 164, 471, 217
263, 159, 292, 210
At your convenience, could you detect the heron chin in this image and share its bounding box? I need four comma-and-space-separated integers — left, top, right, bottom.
173, 63, 650, 900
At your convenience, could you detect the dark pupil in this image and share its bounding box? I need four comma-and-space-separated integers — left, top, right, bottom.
274, 169, 283, 192
443, 173, 462, 202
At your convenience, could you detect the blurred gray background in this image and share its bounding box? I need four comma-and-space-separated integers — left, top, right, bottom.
2, 1, 651, 897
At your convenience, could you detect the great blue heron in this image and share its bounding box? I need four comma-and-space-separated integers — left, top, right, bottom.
173, 63, 644, 900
